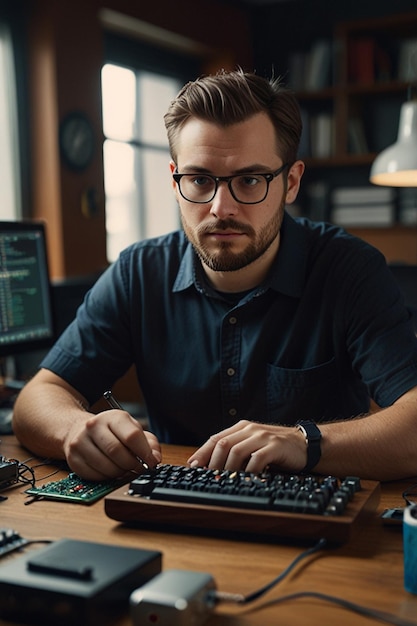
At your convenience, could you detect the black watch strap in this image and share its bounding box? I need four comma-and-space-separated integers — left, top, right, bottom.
296, 420, 322, 473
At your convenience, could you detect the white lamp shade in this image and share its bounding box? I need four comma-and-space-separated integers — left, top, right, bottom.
370, 100, 417, 187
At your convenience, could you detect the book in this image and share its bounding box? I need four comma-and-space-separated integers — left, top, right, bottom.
348, 38, 376, 84
399, 207, 417, 226
305, 39, 332, 91
332, 204, 395, 227
288, 51, 307, 90
331, 186, 395, 206
331, 185, 396, 228
310, 113, 334, 158
398, 39, 417, 82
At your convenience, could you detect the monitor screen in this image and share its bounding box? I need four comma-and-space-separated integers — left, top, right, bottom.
0, 221, 54, 358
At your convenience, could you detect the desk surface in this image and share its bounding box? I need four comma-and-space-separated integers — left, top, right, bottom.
1, 435, 417, 626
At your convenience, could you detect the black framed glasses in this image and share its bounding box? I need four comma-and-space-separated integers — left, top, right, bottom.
173, 163, 288, 205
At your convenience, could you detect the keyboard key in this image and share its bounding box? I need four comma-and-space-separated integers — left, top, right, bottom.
150, 487, 271, 510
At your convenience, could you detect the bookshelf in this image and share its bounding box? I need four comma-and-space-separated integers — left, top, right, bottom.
289, 11, 417, 263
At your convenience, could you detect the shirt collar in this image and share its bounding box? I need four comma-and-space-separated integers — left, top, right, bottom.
173, 241, 199, 292
173, 211, 308, 298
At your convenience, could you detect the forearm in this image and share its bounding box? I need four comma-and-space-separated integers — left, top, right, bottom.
13, 370, 162, 481
12, 370, 90, 460
189, 386, 417, 481
317, 388, 417, 481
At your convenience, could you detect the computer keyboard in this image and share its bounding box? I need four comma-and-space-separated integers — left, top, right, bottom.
129, 465, 362, 513
105, 464, 381, 543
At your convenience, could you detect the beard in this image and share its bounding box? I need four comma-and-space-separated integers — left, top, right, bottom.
181, 196, 285, 273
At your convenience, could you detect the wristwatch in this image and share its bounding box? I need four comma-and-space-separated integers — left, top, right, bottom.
296, 420, 322, 473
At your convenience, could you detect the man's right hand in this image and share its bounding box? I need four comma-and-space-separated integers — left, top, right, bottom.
12, 369, 161, 481
64, 408, 161, 480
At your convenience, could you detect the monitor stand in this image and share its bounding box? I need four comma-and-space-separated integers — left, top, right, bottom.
0, 357, 25, 393
0, 358, 25, 435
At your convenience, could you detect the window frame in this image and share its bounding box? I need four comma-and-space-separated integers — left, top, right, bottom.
0, 4, 29, 220
102, 32, 202, 261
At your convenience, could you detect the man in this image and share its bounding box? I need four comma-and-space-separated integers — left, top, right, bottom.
13, 70, 417, 482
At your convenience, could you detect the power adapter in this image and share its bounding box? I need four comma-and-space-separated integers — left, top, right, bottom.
130, 569, 217, 626
0, 459, 18, 489
0, 538, 162, 625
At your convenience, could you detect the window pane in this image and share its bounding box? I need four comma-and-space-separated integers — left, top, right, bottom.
142, 148, 179, 238
140, 72, 180, 145
102, 64, 136, 141
102, 64, 182, 262
0, 23, 21, 219
103, 140, 141, 261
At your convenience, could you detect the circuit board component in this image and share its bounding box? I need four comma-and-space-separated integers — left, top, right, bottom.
25, 473, 124, 504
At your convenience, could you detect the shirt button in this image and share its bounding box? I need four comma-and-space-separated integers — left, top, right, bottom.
229, 316, 237, 325
229, 408, 237, 416
227, 368, 236, 377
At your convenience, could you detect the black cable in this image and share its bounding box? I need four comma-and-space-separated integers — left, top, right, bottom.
214, 537, 327, 604
16, 461, 36, 487
403, 483, 417, 507
7, 455, 67, 488
214, 539, 417, 626
243, 590, 417, 626
0, 456, 35, 488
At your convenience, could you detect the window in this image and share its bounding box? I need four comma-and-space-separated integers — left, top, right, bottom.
0, 21, 21, 220
101, 31, 200, 262
102, 65, 181, 262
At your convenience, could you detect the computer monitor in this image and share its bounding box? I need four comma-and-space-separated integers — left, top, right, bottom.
0, 220, 54, 360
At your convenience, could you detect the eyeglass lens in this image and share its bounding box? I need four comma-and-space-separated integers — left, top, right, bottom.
179, 174, 269, 204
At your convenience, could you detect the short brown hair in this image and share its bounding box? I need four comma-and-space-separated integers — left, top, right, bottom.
164, 69, 302, 166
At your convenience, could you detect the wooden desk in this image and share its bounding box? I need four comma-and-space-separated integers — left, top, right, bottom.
1, 434, 417, 626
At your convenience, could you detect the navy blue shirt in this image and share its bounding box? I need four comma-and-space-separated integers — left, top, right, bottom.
41, 212, 417, 445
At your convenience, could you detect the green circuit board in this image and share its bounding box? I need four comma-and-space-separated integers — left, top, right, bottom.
25, 473, 124, 504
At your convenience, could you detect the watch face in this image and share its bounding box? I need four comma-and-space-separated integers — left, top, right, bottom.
59, 112, 95, 170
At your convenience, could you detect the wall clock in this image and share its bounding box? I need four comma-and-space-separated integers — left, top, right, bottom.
59, 112, 95, 171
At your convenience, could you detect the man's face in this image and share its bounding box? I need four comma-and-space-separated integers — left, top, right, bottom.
171, 112, 292, 275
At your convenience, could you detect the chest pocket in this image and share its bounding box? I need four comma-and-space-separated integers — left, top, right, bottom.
266, 358, 339, 423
